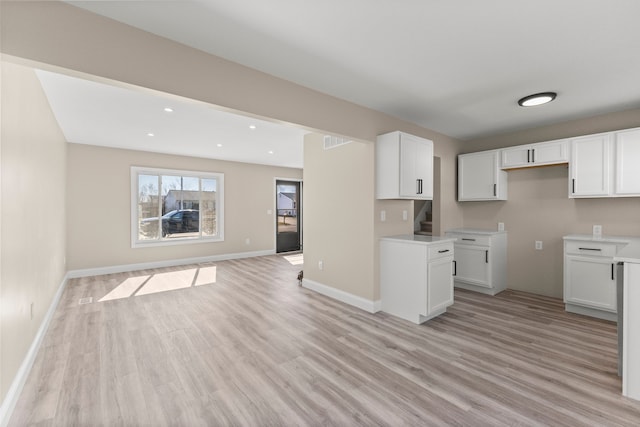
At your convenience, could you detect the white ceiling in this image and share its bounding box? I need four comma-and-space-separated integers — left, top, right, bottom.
36, 70, 308, 168
50, 0, 640, 164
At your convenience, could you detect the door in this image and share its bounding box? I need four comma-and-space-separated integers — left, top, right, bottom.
399, 134, 433, 199
569, 134, 611, 197
615, 128, 640, 196
453, 245, 490, 288
276, 180, 302, 253
564, 255, 617, 312
426, 256, 454, 315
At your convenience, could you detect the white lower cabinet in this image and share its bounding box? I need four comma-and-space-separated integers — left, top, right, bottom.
445, 229, 507, 296
380, 236, 455, 324
563, 236, 627, 321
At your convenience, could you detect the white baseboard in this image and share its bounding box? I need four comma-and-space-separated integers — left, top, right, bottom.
67, 249, 275, 278
0, 273, 69, 427
301, 278, 381, 314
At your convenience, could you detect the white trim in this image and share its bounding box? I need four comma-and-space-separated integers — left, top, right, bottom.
0, 274, 69, 427
301, 278, 380, 314
67, 249, 275, 279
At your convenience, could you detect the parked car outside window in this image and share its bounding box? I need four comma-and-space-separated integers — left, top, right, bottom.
161, 209, 199, 236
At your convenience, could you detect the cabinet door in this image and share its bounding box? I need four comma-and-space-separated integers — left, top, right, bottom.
615, 128, 640, 196
564, 255, 616, 312
501, 140, 568, 169
531, 139, 568, 166
453, 245, 490, 288
426, 256, 454, 315
458, 151, 506, 201
399, 134, 433, 199
569, 134, 611, 197
501, 146, 531, 169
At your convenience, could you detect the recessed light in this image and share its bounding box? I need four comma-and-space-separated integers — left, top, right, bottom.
518, 92, 557, 107
147, 133, 155, 137
249, 125, 257, 130
217, 143, 223, 147
164, 107, 173, 113
268, 150, 274, 155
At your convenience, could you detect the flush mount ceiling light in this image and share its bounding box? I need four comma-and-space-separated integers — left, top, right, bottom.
249, 125, 257, 130
147, 132, 155, 137
163, 107, 173, 113
518, 92, 557, 107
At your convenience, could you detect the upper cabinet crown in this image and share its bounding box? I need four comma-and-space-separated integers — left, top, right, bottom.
376, 131, 434, 200
458, 150, 507, 201
501, 139, 568, 169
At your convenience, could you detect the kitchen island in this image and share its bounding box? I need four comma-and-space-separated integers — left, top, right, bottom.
379, 235, 456, 324
615, 240, 640, 401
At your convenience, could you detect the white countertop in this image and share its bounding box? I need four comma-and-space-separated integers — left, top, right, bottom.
445, 228, 507, 235
563, 234, 633, 244
563, 234, 640, 263
380, 234, 457, 245
616, 241, 640, 263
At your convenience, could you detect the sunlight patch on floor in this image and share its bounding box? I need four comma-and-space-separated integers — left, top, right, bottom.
97, 265, 218, 302
195, 265, 217, 286
99, 275, 150, 302
283, 253, 304, 265
136, 268, 197, 296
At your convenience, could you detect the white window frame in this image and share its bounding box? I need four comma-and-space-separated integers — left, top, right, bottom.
131, 166, 224, 248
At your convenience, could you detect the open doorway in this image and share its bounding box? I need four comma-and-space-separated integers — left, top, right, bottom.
276, 180, 302, 253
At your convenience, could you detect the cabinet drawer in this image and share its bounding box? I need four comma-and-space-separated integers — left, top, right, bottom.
447, 234, 490, 247
428, 243, 454, 260
565, 241, 618, 257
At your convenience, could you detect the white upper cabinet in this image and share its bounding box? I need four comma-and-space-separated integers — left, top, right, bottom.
614, 128, 640, 196
501, 139, 568, 169
458, 150, 507, 201
569, 133, 612, 198
376, 131, 433, 200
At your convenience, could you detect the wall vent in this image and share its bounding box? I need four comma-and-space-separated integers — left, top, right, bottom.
78, 297, 93, 305
323, 135, 352, 150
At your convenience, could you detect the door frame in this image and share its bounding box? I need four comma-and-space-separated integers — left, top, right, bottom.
274, 177, 303, 253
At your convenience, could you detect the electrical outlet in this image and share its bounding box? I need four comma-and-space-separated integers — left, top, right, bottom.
402, 210, 408, 221
318, 260, 324, 270
267, 209, 272, 215
380, 210, 386, 222
535, 241, 543, 250
593, 225, 602, 238
498, 222, 505, 232
245, 238, 250, 245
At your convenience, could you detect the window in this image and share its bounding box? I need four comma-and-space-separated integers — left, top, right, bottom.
131, 167, 224, 247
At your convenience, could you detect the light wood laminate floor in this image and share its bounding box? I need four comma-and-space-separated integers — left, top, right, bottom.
10, 255, 640, 426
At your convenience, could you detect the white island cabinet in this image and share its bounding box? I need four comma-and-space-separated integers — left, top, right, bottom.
380, 235, 456, 324
614, 240, 640, 401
